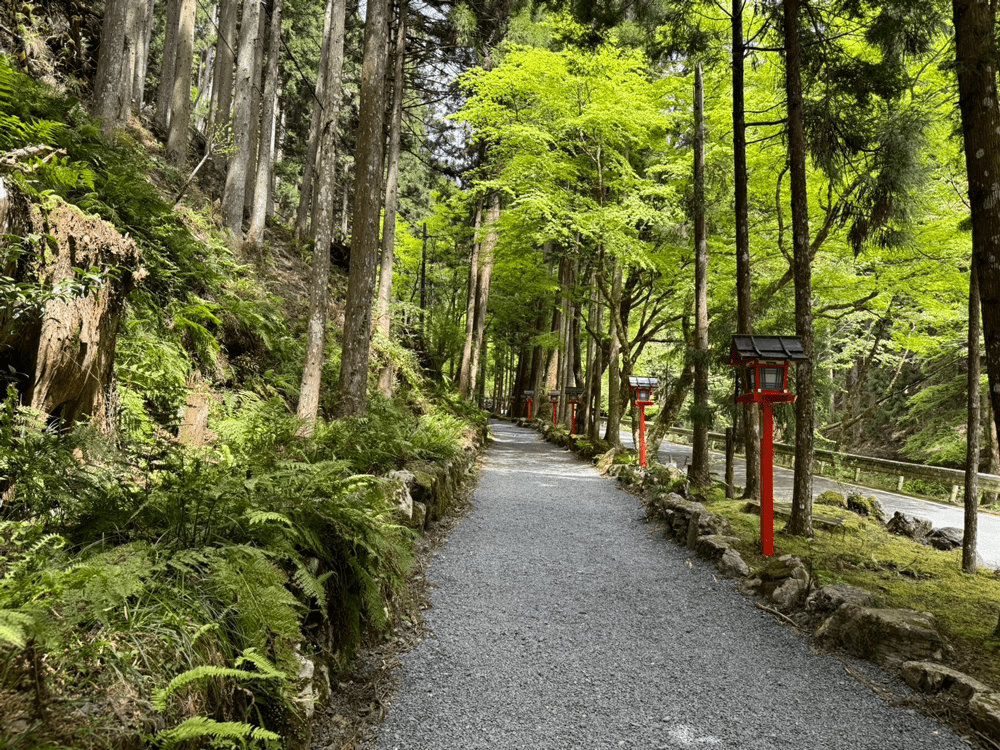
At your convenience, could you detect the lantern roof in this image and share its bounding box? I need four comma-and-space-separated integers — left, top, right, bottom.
628, 376, 660, 389
729, 335, 807, 365
524, 389, 535, 396
565, 387, 583, 396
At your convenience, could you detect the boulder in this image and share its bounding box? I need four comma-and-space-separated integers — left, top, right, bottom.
754, 556, 812, 612
410, 501, 427, 530
901, 661, 990, 700
816, 605, 949, 666
886, 511, 932, 541
846, 492, 887, 523
970, 693, 1000, 743
387, 469, 416, 520
806, 584, 875, 616
694, 534, 741, 562
717, 548, 751, 579
926, 527, 964, 551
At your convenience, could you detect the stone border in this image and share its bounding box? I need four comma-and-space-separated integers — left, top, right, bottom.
519, 416, 1000, 748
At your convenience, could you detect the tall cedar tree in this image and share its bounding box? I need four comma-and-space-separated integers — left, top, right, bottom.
297, 0, 347, 432
784, 0, 815, 537
336, 0, 392, 417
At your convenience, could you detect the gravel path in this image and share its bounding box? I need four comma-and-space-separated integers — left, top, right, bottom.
372, 421, 970, 750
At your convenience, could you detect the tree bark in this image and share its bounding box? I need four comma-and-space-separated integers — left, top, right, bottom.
295, 0, 347, 433
156, 0, 182, 133
335, 0, 392, 418
376, 1, 408, 398
468, 191, 500, 398
221, 0, 261, 239
733, 0, 760, 500
785, 0, 815, 538
245, 0, 283, 250
459, 196, 485, 397
92, 0, 136, 130
295, 0, 335, 241
244, 7, 267, 212
953, 0, 1000, 484
166, 0, 196, 167
132, 0, 155, 111
207, 0, 238, 164
603, 259, 623, 447
692, 62, 712, 487
966, 258, 981, 574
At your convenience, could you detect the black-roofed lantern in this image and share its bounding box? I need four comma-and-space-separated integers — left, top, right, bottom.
548, 389, 561, 426
728, 335, 808, 557
628, 377, 660, 468
523, 390, 535, 420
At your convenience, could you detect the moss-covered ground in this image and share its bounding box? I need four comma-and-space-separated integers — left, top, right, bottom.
702, 490, 1000, 687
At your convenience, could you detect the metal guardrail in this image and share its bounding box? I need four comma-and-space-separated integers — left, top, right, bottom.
665, 427, 1000, 498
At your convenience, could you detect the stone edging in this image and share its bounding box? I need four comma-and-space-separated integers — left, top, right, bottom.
519, 416, 1000, 747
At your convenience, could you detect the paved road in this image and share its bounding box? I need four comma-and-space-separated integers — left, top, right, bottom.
618, 429, 1000, 569
372, 421, 967, 750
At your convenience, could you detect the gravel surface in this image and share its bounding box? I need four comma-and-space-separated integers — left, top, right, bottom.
370, 421, 970, 750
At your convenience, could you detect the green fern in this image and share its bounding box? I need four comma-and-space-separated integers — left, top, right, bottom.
0, 608, 33, 648
153, 716, 280, 749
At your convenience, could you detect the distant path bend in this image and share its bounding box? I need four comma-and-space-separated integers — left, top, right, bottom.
372, 421, 967, 750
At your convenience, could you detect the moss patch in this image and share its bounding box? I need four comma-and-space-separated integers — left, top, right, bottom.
707, 498, 1000, 687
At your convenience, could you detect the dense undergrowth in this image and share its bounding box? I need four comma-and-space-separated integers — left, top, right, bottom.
0, 54, 487, 749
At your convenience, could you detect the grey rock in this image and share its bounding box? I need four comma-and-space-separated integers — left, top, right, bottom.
717, 548, 751, 579
970, 693, 1000, 744
887, 511, 932, 540
926, 527, 964, 551
901, 661, 989, 700
806, 584, 875, 615
816, 605, 950, 667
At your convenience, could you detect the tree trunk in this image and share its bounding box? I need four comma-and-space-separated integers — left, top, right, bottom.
784, 0, 815, 538
92, 0, 135, 130
221, 0, 261, 239
295, 0, 335, 241
132, 0, 155, 111
246, 0, 283, 250
966, 259, 982, 573
156, 0, 181, 133
207, 0, 238, 164
376, 1, 408, 398
459, 196, 485, 397
954, 0, 1000, 483
603, 259, 623, 447
244, 7, 267, 213
691, 62, 712, 488
295, 0, 347, 433
468, 191, 501, 398
166, 0, 196, 167
987, 394, 1000, 504
733, 0, 760, 500
335, 0, 392, 418
648, 362, 696, 457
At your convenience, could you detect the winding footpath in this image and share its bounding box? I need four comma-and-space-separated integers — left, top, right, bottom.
372, 421, 969, 750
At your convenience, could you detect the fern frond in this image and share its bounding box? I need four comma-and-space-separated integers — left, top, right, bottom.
234, 647, 287, 681
245, 510, 292, 528
291, 562, 328, 615
0, 609, 33, 648
154, 716, 280, 749
153, 663, 282, 712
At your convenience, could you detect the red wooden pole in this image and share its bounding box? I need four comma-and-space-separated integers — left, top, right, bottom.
761, 400, 774, 556
528, 400, 533, 420
552, 402, 558, 426
639, 403, 648, 467
571, 403, 578, 434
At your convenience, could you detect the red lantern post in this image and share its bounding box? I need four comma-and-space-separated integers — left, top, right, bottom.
627, 377, 659, 467
548, 390, 561, 426
728, 335, 807, 556
523, 390, 534, 420
565, 387, 583, 434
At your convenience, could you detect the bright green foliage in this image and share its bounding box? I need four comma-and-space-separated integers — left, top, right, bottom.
153, 716, 281, 749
